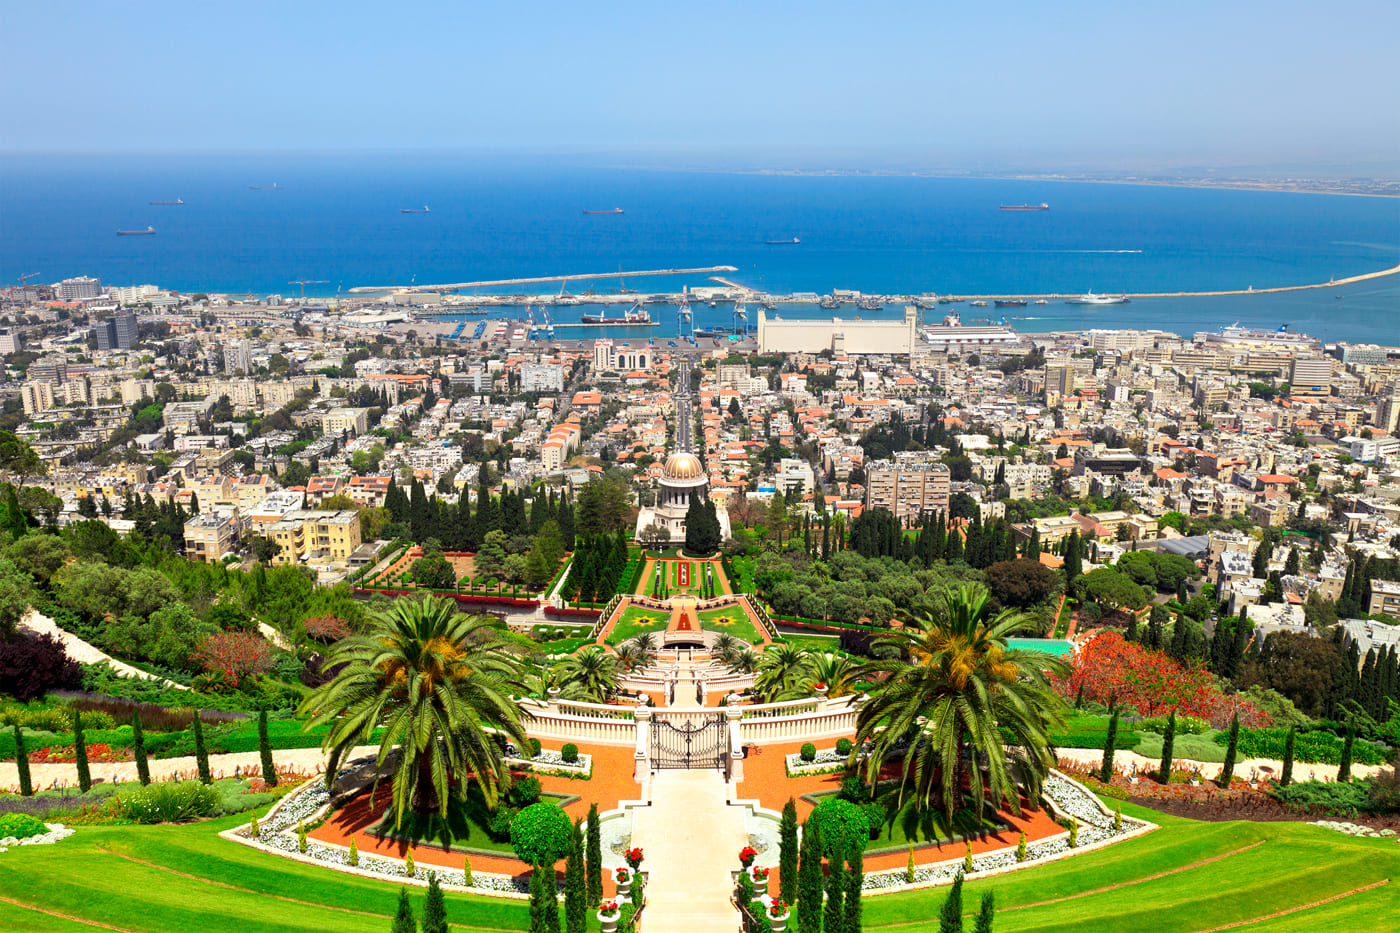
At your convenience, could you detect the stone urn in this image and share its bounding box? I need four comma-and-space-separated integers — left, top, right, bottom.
612, 867, 633, 898
748, 865, 770, 892
597, 907, 621, 933
768, 906, 792, 932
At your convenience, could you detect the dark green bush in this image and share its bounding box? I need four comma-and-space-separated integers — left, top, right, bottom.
488, 805, 517, 841
800, 743, 817, 762
510, 803, 573, 866
510, 776, 543, 808
561, 743, 579, 763
1272, 779, 1373, 815
809, 798, 869, 857
528, 738, 542, 758
835, 738, 853, 756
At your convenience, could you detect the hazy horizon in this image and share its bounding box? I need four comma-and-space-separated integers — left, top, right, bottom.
4, 1, 1397, 176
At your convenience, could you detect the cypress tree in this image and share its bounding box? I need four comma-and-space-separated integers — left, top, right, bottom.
193, 713, 212, 785
543, 865, 560, 933
585, 803, 602, 907
73, 709, 91, 792
1158, 710, 1176, 784
564, 820, 585, 933
1219, 713, 1240, 787
844, 842, 864, 933
1280, 726, 1296, 786
939, 871, 965, 933
13, 724, 32, 796
257, 709, 278, 787
1099, 708, 1119, 783
1338, 726, 1355, 783
530, 868, 546, 933
131, 710, 150, 786
823, 843, 845, 933
780, 797, 800, 905
974, 891, 995, 933
423, 874, 448, 933
391, 887, 416, 933
796, 819, 823, 933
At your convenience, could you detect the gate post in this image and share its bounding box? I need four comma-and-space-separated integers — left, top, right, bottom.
634, 707, 652, 783
725, 706, 744, 783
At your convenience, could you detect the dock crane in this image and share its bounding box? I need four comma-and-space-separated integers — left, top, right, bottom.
288, 279, 328, 300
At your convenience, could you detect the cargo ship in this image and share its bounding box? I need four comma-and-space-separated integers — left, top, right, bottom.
400, 205, 430, 213
994, 299, 1028, 307
580, 304, 651, 325
765, 237, 800, 245
582, 207, 624, 215
116, 226, 156, 236
1000, 203, 1049, 211
149, 198, 183, 205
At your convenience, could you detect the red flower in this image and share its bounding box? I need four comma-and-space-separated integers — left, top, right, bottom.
194, 632, 274, 687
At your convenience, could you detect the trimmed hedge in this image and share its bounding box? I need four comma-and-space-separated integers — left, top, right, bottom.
1223, 727, 1388, 766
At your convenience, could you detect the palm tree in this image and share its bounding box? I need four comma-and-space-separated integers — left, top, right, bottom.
613, 642, 643, 673
853, 582, 1068, 821
801, 652, 860, 697
729, 648, 761, 675
300, 597, 528, 828
754, 642, 810, 703
712, 632, 741, 665
555, 646, 620, 703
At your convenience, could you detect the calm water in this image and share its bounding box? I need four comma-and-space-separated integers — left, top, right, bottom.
2, 153, 1397, 341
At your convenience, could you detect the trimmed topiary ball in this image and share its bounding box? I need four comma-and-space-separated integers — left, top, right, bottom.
809, 797, 869, 857
510, 803, 573, 866
835, 738, 853, 756
561, 743, 579, 763
800, 742, 817, 762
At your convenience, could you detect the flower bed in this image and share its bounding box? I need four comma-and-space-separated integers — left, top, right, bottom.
505, 748, 592, 779
31, 742, 126, 764
859, 771, 1153, 894
229, 778, 531, 896
785, 747, 850, 777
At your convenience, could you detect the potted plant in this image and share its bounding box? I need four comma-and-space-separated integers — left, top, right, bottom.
749, 863, 770, 889
768, 898, 791, 933
597, 898, 623, 933
738, 845, 757, 869
625, 846, 644, 870
613, 866, 632, 897
814, 681, 829, 698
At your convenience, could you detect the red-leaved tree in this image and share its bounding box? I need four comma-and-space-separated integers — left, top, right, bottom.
195, 632, 274, 687
303, 615, 352, 643
1062, 632, 1266, 726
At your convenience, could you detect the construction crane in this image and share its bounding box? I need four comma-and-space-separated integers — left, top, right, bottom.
7, 272, 39, 303
288, 279, 328, 300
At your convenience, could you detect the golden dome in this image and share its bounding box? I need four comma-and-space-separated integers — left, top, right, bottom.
661, 451, 705, 481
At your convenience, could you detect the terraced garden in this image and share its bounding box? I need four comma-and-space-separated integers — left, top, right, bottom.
1, 799, 1394, 931
696, 604, 764, 645
603, 605, 670, 645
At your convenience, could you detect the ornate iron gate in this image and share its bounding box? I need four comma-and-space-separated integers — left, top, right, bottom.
650, 714, 726, 769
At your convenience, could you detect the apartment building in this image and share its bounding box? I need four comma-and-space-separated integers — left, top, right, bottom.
319, 407, 369, 437
863, 459, 950, 521
265, 509, 362, 566
183, 511, 241, 563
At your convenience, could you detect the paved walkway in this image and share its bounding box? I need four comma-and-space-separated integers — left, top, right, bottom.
631, 770, 744, 933
1056, 746, 1383, 783
20, 610, 185, 690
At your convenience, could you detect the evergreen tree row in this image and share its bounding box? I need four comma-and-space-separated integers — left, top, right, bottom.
563, 531, 629, 605
383, 478, 575, 552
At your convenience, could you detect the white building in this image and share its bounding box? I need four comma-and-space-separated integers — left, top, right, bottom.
520, 363, 564, 393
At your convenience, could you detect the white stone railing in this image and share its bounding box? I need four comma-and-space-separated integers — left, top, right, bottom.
738, 695, 859, 745
520, 698, 638, 746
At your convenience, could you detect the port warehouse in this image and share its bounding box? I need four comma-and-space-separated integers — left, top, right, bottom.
757, 306, 919, 354
756, 306, 1018, 355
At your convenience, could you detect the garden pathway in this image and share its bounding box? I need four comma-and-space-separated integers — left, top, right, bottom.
630, 769, 745, 933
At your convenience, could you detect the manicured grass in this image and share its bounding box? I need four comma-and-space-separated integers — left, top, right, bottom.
697, 605, 763, 644
777, 633, 842, 651
861, 803, 1400, 931
604, 605, 669, 645
1049, 713, 1141, 750
373, 788, 571, 855
2, 795, 1396, 931
0, 813, 533, 933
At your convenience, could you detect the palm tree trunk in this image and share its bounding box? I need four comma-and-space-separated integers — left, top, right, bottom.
414, 750, 440, 815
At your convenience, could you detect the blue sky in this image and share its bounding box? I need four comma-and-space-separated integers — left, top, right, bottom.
4, 1, 1396, 170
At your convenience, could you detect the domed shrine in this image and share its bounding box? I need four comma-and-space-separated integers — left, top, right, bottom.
634, 451, 730, 544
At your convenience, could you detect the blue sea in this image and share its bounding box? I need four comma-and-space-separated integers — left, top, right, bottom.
2, 153, 1397, 342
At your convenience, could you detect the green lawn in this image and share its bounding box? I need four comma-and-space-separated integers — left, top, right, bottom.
861, 801, 1400, 931
0, 813, 533, 933
604, 605, 669, 645
777, 632, 842, 651
1, 797, 1395, 931
697, 604, 763, 644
